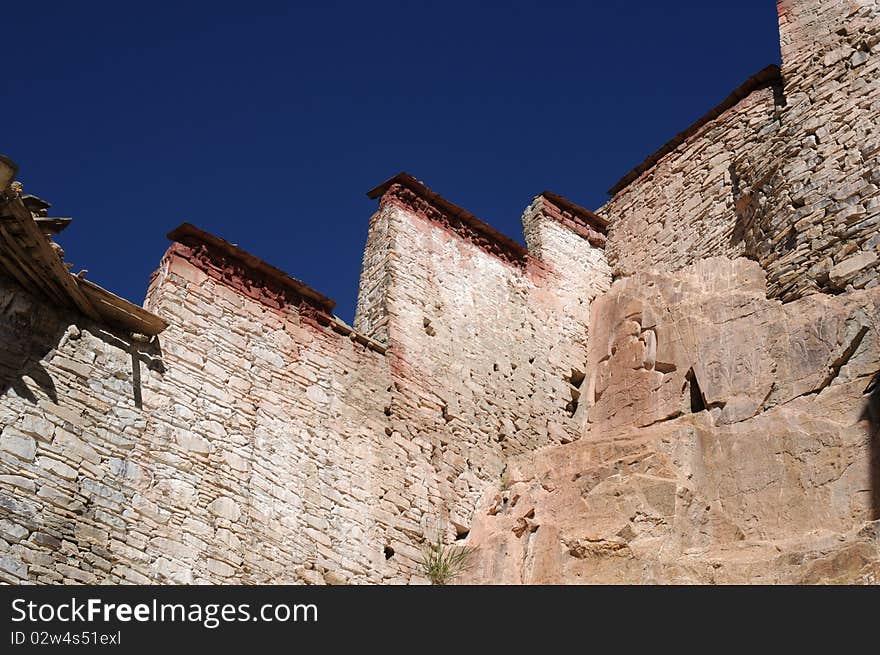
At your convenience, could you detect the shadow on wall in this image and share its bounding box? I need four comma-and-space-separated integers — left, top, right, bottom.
863, 372, 880, 520
726, 78, 786, 254
0, 306, 65, 404
95, 329, 165, 410
0, 288, 164, 409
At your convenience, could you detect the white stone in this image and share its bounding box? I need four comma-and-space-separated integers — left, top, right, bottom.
207, 496, 242, 522
0, 430, 36, 461
175, 430, 212, 454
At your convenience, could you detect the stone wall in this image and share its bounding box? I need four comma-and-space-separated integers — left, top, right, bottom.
602, 74, 782, 279
0, 274, 169, 584
0, 177, 611, 585
141, 237, 395, 584
604, 0, 880, 302
355, 177, 610, 541
0, 233, 397, 584
734, 0, 880, 300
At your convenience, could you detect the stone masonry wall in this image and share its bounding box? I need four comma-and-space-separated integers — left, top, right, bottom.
733, 0, 880, 300
602, 81, 782, 279
0, 240, 399, 584
354, 183, 611, 541
1, 275, 167, 584
604, 0, 880, 302
0, 182, 611, 584
141, 243, 394, 584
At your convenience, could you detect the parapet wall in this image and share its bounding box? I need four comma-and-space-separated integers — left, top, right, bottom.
0, 230, 395, 584
355, 174, 610, 538
142, 230, 394, 583
734, 0, 880, 300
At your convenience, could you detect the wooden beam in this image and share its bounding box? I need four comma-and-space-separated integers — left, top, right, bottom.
0, 196, 101, 321
0, 221, 69, 306
78, 278, 168, 336
34, 217, 73, 234
0, 192, 168, 336
0, 241, 45, 297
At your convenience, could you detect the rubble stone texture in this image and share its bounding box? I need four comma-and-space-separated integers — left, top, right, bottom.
606, 0, 880, 303
1, 0, 879, 584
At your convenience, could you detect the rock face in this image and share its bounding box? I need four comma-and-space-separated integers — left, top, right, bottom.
585, 258, 878, 432
463, 258, 880, 584
455, 0, 880, 584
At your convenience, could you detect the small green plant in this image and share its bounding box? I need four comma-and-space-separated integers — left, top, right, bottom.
499, 468, 511, 491
420, 534, 476, 585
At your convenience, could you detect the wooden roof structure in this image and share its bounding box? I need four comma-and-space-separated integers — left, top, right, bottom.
0, 155, 167, 336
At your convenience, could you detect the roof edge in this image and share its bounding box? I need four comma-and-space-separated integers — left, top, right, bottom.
0, 186, 167, 336
167, 222, 336, 313
539, 191, 609, 232
607, 64, 782, 196
368, 172, 530, 267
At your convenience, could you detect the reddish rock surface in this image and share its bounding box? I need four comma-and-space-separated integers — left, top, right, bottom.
463, 258, 880, 584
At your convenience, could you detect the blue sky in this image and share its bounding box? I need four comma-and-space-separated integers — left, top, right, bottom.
4, 1, 781, 322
